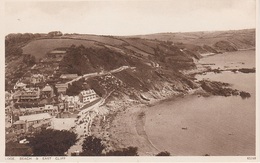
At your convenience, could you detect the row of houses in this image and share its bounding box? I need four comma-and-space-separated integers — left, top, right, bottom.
12, 82, 99, 105
9, 89, 100, 135
12, 113, 52, 134
12, 84, 53, 102
6, 61, 101, 138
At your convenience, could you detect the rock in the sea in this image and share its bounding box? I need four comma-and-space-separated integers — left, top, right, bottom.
239, 91, 251, 99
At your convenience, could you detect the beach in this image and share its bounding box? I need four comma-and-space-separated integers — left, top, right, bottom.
97, 50, 255, 156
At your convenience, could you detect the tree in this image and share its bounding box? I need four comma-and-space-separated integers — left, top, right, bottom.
156, 151, 171, 156
48, 31, 63, 37
106, 147, 138, 156
28, 129, 77, 156
78, 136, 139, 156
66, 79, 85, 96
22, 54, 36, 66
80, 136, 105, 156
5, 44, 23, 57
5, 141, 33, 156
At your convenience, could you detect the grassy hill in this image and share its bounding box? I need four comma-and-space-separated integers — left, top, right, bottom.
131, 29, 255, 52
20, 29, 255, 63
5, 29, 255, 93
22, 38, 103, 60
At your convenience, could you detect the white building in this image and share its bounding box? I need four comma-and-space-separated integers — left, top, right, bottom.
60, 95, 81, 112
79, 89, 99, 104
13, 113, 52, 133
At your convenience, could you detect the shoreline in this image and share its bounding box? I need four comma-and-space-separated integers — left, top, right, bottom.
89, 49, 255, 155
89, 88, 205, 155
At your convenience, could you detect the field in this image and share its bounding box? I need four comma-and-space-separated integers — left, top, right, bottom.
124, 46, 151, 57
134, 29, 255, 49
21, 29, 255, 62
66, 34, 125, 46
120, 38, 155, 55
22, 38, 102, 60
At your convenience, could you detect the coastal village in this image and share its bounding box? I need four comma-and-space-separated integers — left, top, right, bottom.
5, 49, 117, 155
4, 0, 257, 158
4, 28, 255, 157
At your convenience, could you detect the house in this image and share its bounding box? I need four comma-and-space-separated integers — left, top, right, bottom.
64, 96, 80, 112
43, 105, 58, 116
60, 74, 78, 79
16, 113, 52, 133
55, 83, 68, 94
57, 102, 66, 112
79, 89, 99, 104
47, 50, 67, 58
19, 105, 58, 116
18, 87, 40, 102
58, 95, 80, 112
14, 82, 27, 90
12, 120, 27, 134
41, 84, 54, 98
30, 74, 45, 84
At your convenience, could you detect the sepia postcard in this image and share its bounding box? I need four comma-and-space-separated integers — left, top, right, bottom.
1, 0, 259, 162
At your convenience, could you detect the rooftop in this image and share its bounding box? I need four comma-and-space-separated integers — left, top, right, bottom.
80, 89, 96, 96
42, 84, 53, 92
50, 50, 66, 54
16, 82, 26, 87
56, 83, 68, 87
60, 74, 78, 78
32, 74, 44, 78
13, 120, 26, 125
19, 113, 52, 122
32, 121, 50, 128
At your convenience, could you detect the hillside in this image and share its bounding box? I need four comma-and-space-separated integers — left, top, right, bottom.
5, 29, 255, 96
131, 29, 255, 52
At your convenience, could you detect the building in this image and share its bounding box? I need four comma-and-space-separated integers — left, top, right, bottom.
18, 87, 40, 102
5, 91, 11, 105
14, 82, 27, 90
43, 105, 58, 116
55, 83, 68, 94
12, 91, 22, 101
47, 50, 67, 58
12, 120, 26, 134
30, 74, 45, 84
41, 84, 54, 98
60, 74, 78, 80
79, 89, 99, 104
57, 102, 66, 112
58, 95, 80, 112
19, 105, 58, 116
5, 106, 12, 127
13, 113, 52, 133
66, 97, 79, 112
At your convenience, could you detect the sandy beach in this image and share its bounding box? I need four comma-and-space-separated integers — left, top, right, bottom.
93, 50, 256, 156
106, 106, 159, 155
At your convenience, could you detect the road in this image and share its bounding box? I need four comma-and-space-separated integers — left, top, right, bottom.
66, 65, 131, 85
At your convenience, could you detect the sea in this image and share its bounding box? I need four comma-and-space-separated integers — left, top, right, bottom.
144, 50, 256, 156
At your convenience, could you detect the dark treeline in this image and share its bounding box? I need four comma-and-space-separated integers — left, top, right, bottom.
5, 31, 62, 57
59, 44, 146, 75
12, 129, 171, 156
5, 33, 41, 57
6, 33, 42, 46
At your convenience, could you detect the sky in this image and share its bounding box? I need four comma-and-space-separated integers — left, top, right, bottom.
4, 0, 256, 36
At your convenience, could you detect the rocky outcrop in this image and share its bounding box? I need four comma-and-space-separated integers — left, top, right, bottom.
214, 41, 238, 52
200, 80, 251, 98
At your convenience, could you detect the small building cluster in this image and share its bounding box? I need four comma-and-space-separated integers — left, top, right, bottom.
6, 62, 100, 142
